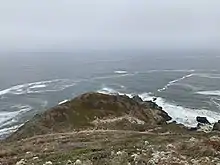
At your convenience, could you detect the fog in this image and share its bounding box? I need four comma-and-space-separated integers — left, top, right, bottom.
0, 0, 220, 51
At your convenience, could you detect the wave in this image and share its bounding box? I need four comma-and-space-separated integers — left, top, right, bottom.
97, 87, 120, 95
58, 99, 69, 105
157, 74, 194, 92
0, 124, 24, 139
97, 87, 220, 127
29, 84, 47, 89
194, 73, 220, 79
146, 69, 195, 73
1, 70, 198, 97
210, 97, 220, 109
197, 90, 220, 96
114, 70, 128, 74
0, 105, 32, 126
140, 93, 220, 127
0, 104, 32, 137
0, 79, 76, 96
91, 73, 135, 81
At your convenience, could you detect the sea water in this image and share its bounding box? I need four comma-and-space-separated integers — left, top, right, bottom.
1, 51, 220, 137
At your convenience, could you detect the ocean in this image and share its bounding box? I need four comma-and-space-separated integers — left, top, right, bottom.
1, 51, 220, 138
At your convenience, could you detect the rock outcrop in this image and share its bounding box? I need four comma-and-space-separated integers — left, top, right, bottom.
196, 116, 211, 125
213, 120, 220, 131
132, 95, 143, 103
1, 93, 220, 165
8, 92, 172, 140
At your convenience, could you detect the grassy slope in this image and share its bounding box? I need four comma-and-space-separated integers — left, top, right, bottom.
1, 93, 220, 165
1, 130, 220, 165
8, 93, 170, 141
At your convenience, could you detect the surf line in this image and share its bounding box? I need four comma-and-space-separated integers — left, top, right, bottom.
157, 73, 194, 92
210, 97, 220, 109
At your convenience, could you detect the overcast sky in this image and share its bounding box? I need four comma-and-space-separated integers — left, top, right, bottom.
0, 0, 220, 51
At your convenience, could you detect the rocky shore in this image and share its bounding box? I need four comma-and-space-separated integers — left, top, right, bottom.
0, 92, 220, 165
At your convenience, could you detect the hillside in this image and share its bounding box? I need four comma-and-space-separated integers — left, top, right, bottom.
0, 93, 220, 165
8, 93, 171, 140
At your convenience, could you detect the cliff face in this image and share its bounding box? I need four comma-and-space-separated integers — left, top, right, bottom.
1, 93, 220, 165
8, 93, 171, 140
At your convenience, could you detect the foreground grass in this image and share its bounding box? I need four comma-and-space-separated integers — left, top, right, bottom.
1, 129, 220, 165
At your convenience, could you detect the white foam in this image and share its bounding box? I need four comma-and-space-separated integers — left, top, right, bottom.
0, 104, 32, 137
97, 87, 119, 95
0, 111, 18, 125
0, 105, 32, 126
0, 84, 27, 95
29, 84, 47, 89
140, 93, 220, 127
197, 90, 220, 96
97, 87, 220, 127
194, 73, 220, 79
0, 79, 76, 96
91, 73, 135, 81
114, 70, 128, 74
210, 97, 220, 110
157, 74, 194, 92
0, 124, 24, 138
58, 100, 69, 105
146, 69, 195, 73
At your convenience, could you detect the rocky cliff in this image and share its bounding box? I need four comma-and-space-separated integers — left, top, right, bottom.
1, 93, 220, 165
8, 93, 171, 140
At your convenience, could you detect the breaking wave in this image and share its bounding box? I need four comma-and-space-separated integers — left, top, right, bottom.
0, 79, 76, 96
157, 74, 194, 92
0, 104, 32, 137
0, 124, 24, 139
98, 87, 220, 127
197, 90, 220, 96
194, 73, 220, 79
114, 70, 128, 74
146, 69, 195, 73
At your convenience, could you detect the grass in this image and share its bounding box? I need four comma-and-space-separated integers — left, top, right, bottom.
1, 130, 220, 164
1, 93, 220, 164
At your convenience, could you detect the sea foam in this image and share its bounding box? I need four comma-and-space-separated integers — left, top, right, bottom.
0, 105, 32, 137
0, 79, 76, 96
114, 70, 128, 74
157, 73, 194, 92
197, 90, 220, 96
98, 87, 220, 127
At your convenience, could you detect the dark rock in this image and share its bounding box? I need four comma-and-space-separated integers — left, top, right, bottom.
144, 101, 158, 109
153, 97, 157, 102
132, 95, 143, 103
196, 116, 211, 125
157, 110, 172, 122
188, 127, 198, 131
197, 122, 203, 128
171, 121, 177, 124
213, 122, 220, 131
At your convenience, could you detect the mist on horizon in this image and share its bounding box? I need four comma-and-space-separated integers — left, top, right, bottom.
0, 0, 220, 51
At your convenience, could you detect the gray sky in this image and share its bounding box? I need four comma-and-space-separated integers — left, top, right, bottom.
0, 0, 220, 51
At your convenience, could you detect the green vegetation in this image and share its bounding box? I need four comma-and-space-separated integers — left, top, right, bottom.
0, 93, 219, 165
